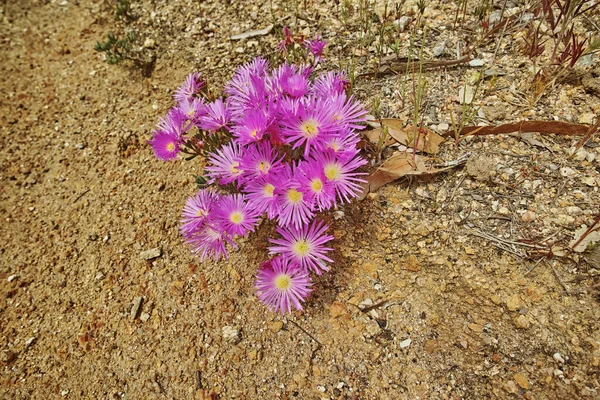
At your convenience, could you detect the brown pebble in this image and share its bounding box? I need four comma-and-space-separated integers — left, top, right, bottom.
521, 210, 536, 222
515, 315, 530, 329
468, 323, 484, 333
514, 373, 529, 389
268, 321, 283, 333
330, 301, 349, 318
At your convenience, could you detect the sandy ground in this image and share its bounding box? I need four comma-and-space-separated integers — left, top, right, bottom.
1, 0, 600, 399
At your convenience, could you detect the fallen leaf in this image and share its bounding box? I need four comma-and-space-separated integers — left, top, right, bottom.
381, 119, 445, 154
444, 120, 590, 139
363, 127, 396, 147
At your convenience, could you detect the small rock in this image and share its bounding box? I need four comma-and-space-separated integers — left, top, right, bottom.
25, 337, 36, 349
433, 40, 448, 57
140, 247, 162, 260
578, 113, 596, 125
514, 373, 529, 389
316, 385, 326, 393
506, 294, 522, 311
468, 323, 484, 333
143, 38, 155, 49
469, 59, 485, 67
268, 321, 283, 333
522, 210, 536, 222
330, 301, 349, 318
560, 167, 577, 178
424, 339, 438, 354
364, 319, 381, 337
140, 313, 150, 322
393, 16, 411, 31
514, 315, 530, 329
222, 326, 241, 344
130, 297, 144, 320
553, 352, 565, 364
399, 338, 412, 348
464, 247, 475, 255
459, 85, 475, 104
504, 380, 518, 394
61, 389, 70, 397
576, 53, 596, 67
7, 274, 17, 282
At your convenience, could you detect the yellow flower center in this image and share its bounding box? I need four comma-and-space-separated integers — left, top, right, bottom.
167, 142, 175, 152
287, 188, 303, 203
250, 129, 258, 138
229, 211, 243, 225
274, 274, 291, 290
324, 164, 342, 181
264, 183, 275, 197
196, 209, 207, 217
188, 109, 195, 117
310, 178, 323, 192
258, 161, 270, 172
293, 240, 311, 256
300, 119, 319, 138
329, 142, 340, 151
230, 162, 240, 174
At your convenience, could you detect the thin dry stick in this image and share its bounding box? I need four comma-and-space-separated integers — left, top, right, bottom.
569, 214, 600, 251
288, 319, 322, 347
569, 119, 600, 158
444, 120, 590, 138
465, 229, 526, 257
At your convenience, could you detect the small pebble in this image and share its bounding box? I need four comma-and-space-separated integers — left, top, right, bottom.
514, 315, 530, 329
140, 247, 162, 260
521, 210, 536, 222
7, 274, 17, 282
399, 338, 412, 348
553, 352, 565, 363
222, 326, 241, 344
140, 313, 150, 322
130, 297, 144, 320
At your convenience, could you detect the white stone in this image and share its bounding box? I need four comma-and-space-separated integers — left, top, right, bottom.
400, 338, 412, 348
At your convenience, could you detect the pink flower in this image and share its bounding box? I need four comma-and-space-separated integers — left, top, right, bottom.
297, 160, 336, 211
205, 142, 244, 186
214, 194, 260, 237
243, 176, 280, 220
174, 72, 205, 103
180, 189, 219, 236
199, 98, 232, 132
310, 150, 367, 204
255, 256, 312, 314
239, 141, 284, 182
304, 36, 327, 62
279, 96, 335, 158
274, 164, 314, 229
186, 222, 236, 262
232, 108, 270, 145
149, 131, 180, 161
312, 71, 348, 97
268, 220, 334, 275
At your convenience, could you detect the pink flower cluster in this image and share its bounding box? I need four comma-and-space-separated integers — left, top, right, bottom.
150, 53, 367, 314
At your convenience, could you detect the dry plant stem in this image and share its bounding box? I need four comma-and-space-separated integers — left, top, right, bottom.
288, 319, 322, 347
358, 55, 472, 78
465, 228, 527, 257
445, 120, 590, 139
569, 119, 600, 157
569, 214, 600, 251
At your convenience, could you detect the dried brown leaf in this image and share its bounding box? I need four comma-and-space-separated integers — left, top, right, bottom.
363, 127, 395, 147
444, 120, 590, 139
381, 119, 444, 154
